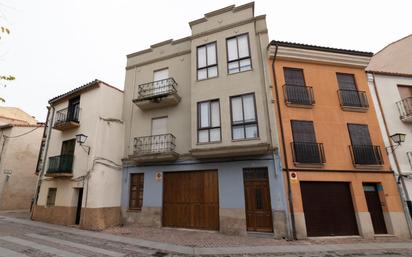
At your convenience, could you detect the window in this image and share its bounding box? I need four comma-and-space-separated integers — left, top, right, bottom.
347, 124, 372, 146
230, 93, 258, 140
227, 34, 251, 74
284, 68, 305, 86
397, 85, 412, 99
291, 120, 316, 143
283, 68, 314, 105
197, 42, 218, 80
337, 73, 368, 108
198, 100, 221, 143
67, 96, 80, 122
46, 188, 57, 207
291, 120, 324, 164
129, 173, 144, 210
347, 124, 383, 165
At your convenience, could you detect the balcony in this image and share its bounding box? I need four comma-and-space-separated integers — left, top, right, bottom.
46, 155, 74, 177
53, 106, 80, 131
396, 97, 412, 122
407, 152, 412, 169
283, 84, 315, 107
291, 142, 325, 165
130, 133, 178, 163
338, 90, 369, 112
133, 78, 181, 110
349, 145, 383, 166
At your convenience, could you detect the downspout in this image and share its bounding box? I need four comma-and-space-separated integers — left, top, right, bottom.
271, 44, 296, 240
255, 28, 293, 239
31, 105, 54, 219
370, 72, 412, 236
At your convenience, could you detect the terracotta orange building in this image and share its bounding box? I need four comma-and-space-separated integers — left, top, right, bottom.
268, 41, 410, 239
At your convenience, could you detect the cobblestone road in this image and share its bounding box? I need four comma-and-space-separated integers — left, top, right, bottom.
0, 212, 412, 257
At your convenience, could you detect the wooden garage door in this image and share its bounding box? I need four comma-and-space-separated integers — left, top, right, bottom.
300, 182, 359, 237
163, 171, 219, 230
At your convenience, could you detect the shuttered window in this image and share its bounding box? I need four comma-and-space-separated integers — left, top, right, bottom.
397, 85, 412, 98
291, 120, 316, 142
348, 124, 372, 145
231, 93, 258, 140
284, 68, 305, 86
46, 188, 57, 207
227, 34, 251, 74
198, 100, 221, 143
129, 173, 144, 211
337, 73, 357, 90
61, 139, 75, 155
197, 42, 218, 80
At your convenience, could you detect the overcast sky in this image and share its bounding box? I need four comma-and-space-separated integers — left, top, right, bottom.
1, 0, 411, 121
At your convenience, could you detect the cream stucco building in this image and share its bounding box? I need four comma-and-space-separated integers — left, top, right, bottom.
121, 3, 290, 238
0, 107, 43, 210
32, 80, 124, 230
367, 34, 412, 227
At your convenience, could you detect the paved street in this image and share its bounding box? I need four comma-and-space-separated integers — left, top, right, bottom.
1, 212, 412, 257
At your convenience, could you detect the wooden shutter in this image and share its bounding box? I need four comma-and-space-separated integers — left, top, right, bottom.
284, 68, 305, 86
337, 74, 357, 90
61, 139, 75, 155
47, 188, 57, 207
129, 173, 144, 210
151, 117, 168, 135
398, 85, 412, 98
291, 120, 316, 142
348, 124, 372, 145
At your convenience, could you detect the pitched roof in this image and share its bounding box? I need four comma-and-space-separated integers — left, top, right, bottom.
48, 79, 123, 104
270, 40, 373, 57
366, 34, 412, 76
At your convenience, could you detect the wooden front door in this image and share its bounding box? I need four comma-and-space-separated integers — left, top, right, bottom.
300, 182, 359, 236
243, 168, 273, 232
163, 170, 219, 230
363, 183, 387, 234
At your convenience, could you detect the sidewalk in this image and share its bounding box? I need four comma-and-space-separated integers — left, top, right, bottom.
1, 213, 412, 256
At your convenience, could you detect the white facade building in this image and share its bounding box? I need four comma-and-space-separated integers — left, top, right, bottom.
367, 34, 412, 221
32, 80, 124, 230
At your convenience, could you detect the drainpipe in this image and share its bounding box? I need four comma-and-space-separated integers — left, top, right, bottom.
255, 30, 293, 239
271, 44, 296, 240
369, 72, 412, 237
31, 105, 54, 219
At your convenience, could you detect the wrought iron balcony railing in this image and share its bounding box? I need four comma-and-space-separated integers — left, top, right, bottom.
133, 133, 176, 155
396, 97, 412, 121
47, 154, 74, 173
54, 106, 80, 126
349, 145, 383, 165
283, 84, 315, 106
135, 78, 177, 101
338, 89, 369, 108
291, 142, 325, 164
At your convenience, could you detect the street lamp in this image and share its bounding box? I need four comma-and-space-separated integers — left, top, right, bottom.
75, 134, 88, 144
75, 133, 90, 154
390, 133, 406, 146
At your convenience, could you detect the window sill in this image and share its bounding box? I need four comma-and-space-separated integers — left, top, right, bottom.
340, 106, 369, 113
227, 68, 253, 76
196, 76, 219, 82
232, 137, 260, 142
353, 164, 384, 169
293, 162, 325, 168
285, 102, 314, 108
197, 141, 222, 146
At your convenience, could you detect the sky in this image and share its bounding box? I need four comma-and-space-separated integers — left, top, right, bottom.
1, 0, 411, 121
